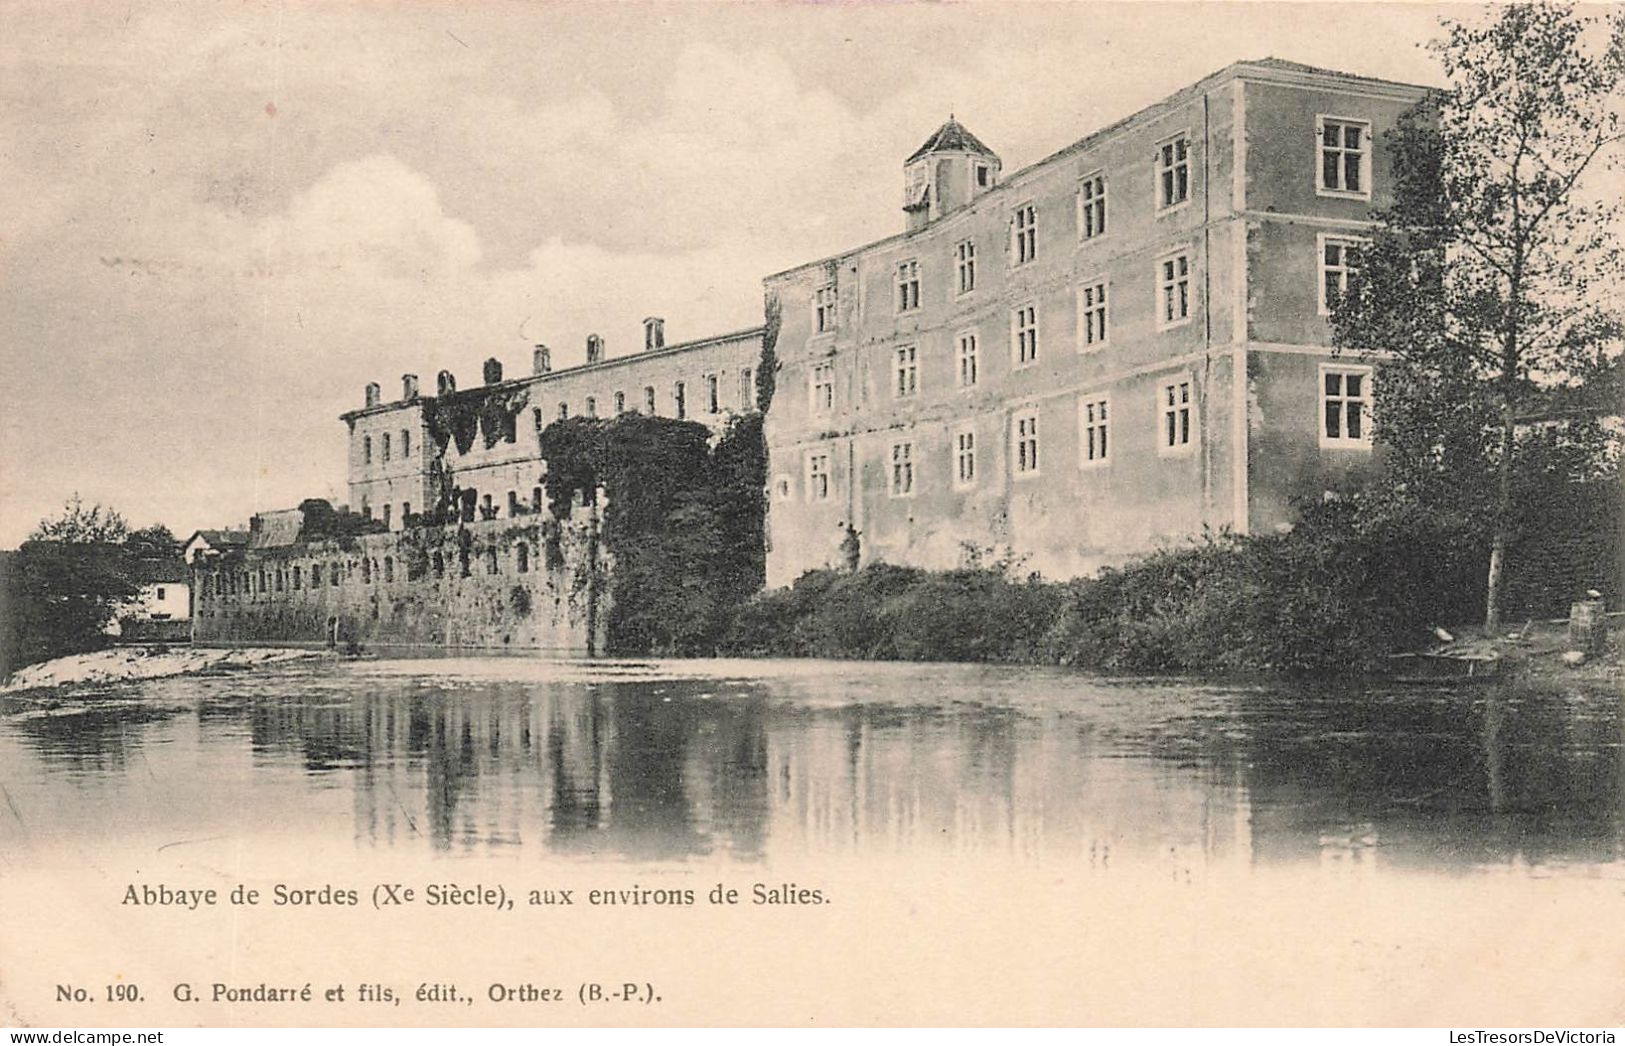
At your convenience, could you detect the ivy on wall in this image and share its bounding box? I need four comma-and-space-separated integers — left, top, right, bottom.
425, 386, 531, 456
538, 412, 766, 655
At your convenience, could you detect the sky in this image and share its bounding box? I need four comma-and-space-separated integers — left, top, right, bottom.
0, 0, 1478, 547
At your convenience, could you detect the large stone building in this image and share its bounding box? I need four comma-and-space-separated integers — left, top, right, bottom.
192, 321, 764, 654
343, 320, 765, 531
761, 59, 1429, 585
192, 57, 1434, 652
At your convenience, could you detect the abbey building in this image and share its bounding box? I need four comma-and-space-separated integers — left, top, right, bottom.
762, 58, 1428, 584
191, 58, 1429, 651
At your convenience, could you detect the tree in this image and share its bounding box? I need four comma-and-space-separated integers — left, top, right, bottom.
1333, 1, 1625, 629
0, 499, 147, 676
28, 494, 129, 544
125, 523, 182, 560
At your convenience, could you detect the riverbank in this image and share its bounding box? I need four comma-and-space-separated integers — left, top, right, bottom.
1, 645, 329, 694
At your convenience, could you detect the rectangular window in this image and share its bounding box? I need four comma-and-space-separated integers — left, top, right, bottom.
814, 283, 838, 333
1319, 235, 1366, 316
896, 259, 920, 312
1158, 133, 1190, 210
1080, 396, 1110, 466
811, 362, 835, 415
889, 441, 915, 497
644, 386, 656, 415
1013, 303, 1039, 367
740, 368, 754, 409
957, 330, 979, 388
382, 504, 392, 528
382, 433, 391, 462
558, 401, 569, 420
806, 452, 831, 501
586, 396, 597, 418
1318, 116, 1370, 198
614, 391, 626, 415
954, 428, 977, 489
402, 502, 410, 522
1078, 171, 1106, 239
1013, 409, 1040, 477
955, 239, 977, 294
363, 436, 371, 464
674, 381, 686, 419
1158, 250, 1192, 329
1013, 203, 1037, 265
894, 344, 918, 398
400, 430, 411, 458
706, 374, 720, 413
1077, 279, 1108, 349
1321, 365, 1373, 447
1159, 377, 1197, 453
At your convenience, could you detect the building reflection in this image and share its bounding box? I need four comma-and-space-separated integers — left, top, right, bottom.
5, 669, 1621, 870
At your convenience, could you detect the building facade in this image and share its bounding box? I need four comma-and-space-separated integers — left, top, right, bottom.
191, 321, 764, 653
343, 320, 764, 532
761, 59, 1429, 585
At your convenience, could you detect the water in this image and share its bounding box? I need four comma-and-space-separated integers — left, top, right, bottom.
3, 657, 1621, 874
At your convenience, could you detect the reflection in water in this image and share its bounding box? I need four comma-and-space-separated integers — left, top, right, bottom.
1, 662, 1621, 872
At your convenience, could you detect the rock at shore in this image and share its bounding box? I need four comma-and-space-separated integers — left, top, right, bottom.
2, 646, 324, 693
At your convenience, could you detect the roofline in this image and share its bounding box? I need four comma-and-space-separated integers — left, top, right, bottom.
764, 58, 1434, 282
341, 325, 766, 421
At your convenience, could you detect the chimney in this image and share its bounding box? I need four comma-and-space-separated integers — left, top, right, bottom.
586, 334, 604, 365
437, 370, 457, 396
483, 357, 504, 385
643, 317, 666, 351
533, 345, 551, 375
402, 373, 420, 400
364, 382, 381, 408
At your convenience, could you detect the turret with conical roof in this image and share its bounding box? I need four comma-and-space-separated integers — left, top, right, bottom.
903, 116, 1001, 232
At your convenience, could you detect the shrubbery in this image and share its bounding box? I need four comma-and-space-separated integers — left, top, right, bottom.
540, 407, 1617, 674
718, 480, 1610, 675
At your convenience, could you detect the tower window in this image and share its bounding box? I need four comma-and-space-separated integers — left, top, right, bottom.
1318, 116, 1371, 198
889, 441, 915, 497
1157, 249, 1192, 329
1013, 203, 1037, 265
811, 362, 835, 415
954, 428, 977, 489
1158, 134, 1191, 211
1159, 376, 1198, 454
896, 259, 920, 312
1321, 365, 1373, 447
1013, 410, 1040, 477
1078, 279, 1108, 348
1080, 396, 1110, 466
814, 284, 838, 333
957, 330, 979, 388
894, 345, 918, 398
955, 239, 976, 295
1079, 171, 1106, 240
1012, 303, 1039, 367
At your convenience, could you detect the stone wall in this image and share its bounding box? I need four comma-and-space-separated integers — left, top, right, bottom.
191, 514, 608, 655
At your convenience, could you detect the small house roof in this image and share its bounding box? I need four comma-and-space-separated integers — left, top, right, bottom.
131, 558, 189, 584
